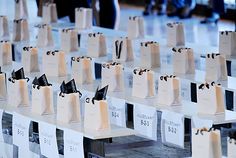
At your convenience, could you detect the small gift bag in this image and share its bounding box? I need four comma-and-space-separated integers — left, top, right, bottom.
157, 75, 181, 106
112, 37, 134, 62
140, 41, 160, 68
132, 68, 155, 98
219, 31, 236, 56
166, 22, 185, 47
205, 53, 227, 82
192, 128, 222, 158
36, 24, 54, 48
7, 67, 30, 107
60, 28, 78, 52
0, 40, 12, 66
0, 15, 9, 40
197, 82, 225, 115
127, 16, 144, 39
87, 32, 107, 57
42, 2, 58, 24
42, 50, 67, 77
172, 47, 195, 74
31, 74, 54, 115
12, 19, 29, 42
71, 56, 93, 84
75, 7, 93, 30
228, 130, 236, 158
101, 62, 124, 92
14, 0, 28, 19
0, 67, 7, 100
57, 79, 82, 123
21, 46, 39, 73
84, 85, 110, 130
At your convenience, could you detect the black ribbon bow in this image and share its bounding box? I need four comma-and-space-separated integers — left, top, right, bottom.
59, 79, 82, 97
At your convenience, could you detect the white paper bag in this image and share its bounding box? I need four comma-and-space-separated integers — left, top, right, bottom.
127, 16, 144, 39
205, 53, 227, 82
132, 68, 155, 98
60, 28, 78, 52
87, 32, 107, 57
15, 0, 28, 19
8, 79, 29, 107
219, 31, 236, 56
101, 62, 124, 92
22, 47, 39, 73
197, 82, 225, 115
172, 47, 195, 74
42, 50, 67, 77
0, 41, 12, 66
71, 56, 93, 84
0, 15, 9, 40
112, 37, 134, 62
84, 98, 110, 131
192, 128, 222, 158
32, 85, 54, 115
0, 109, 3, 141
140, 41, 160, 68
36, 24, 54, 48
57, 93, 81, 123
157, 75, 181, 106
0, 72, 7, 100
75, 8, 92, 29
12, 19, 29, 42
228, 136, 236, 158
166, 22, 185, 47
42, 3, 58, 24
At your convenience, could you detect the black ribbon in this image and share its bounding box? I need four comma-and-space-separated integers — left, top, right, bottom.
115, 40, 123, 59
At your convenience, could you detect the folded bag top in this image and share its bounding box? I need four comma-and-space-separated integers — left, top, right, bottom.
32, 74, 51, 87
228, 130, 236, 140
60, 79, 82, 97
10, 67, 29, 81
93, 85, 108, 101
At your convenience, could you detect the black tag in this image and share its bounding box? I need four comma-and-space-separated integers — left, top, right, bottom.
191, 82, 197, 103
11, 44, 16, 61
226, 60, 231, 76
225, 90, 234, 110
94, 63, 102, 79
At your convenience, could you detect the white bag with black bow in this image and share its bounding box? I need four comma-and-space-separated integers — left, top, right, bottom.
172, 47, 195, 74
60, 28, 78, 52
21, 46, 39, 73
36, 24, 54, 48
57, 79, 81, 123
140, 41, 160, 68
112, 37, 134, 62
71, 56, 93, 84
12, 19, 29, 42
102, 62, 124, 92
42, 2, 58, 24
219, 31, 236, 56
0, 40, 12, 66
205, 53, 227, 82
14, 0, 28, 19
157, 75, 181, 106
7, 68, 29, 107
192, 128, 222, 158
228, 130, 236, 158
197, 82, 225, 115
84, 86, 110, 131
87, 32, 107, 57
31, 74, 54, 115
0, 16, 9, 40
132, 68, 155, 98
0, 68, 7, 100
75, 8, 93, 30
166, 22, 185, 47
127, 16, 144, 39
42, 50, 67, 77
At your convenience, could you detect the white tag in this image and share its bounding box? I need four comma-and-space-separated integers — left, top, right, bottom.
12, 112, 31, 156
161, 110, 184, 148
181, 79, 191, 101
39, 122, 59, 158
191, 116, 213, 128
64, 129, 84, 158
134, 103, 157, 140
108, 97, 126, 127
0, 109, 3, 142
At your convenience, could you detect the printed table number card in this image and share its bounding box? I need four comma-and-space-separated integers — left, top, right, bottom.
39, 122, 59, 158
108, 97, 126, 127
12, 112, 31, 157
161, 110, 184, 148
0, 109, 3, 142
64, 129, 84, 158
134, 103, 157, 140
